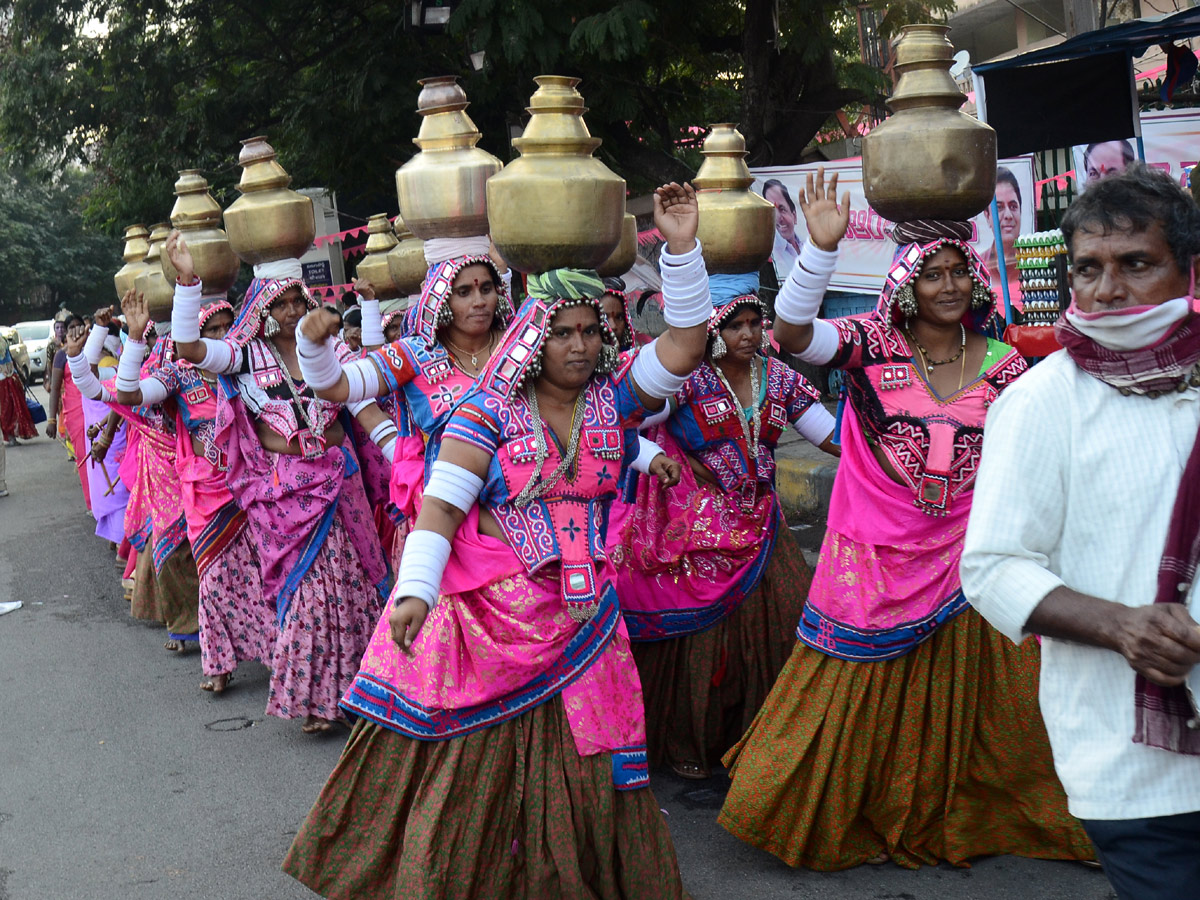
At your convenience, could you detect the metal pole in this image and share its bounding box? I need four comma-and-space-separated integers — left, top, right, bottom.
990, 195, 1014, 324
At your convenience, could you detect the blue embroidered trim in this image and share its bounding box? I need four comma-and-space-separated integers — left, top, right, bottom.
796, 588, 970, 661
151, 515, 189, 574
341, 585, 621, 744
610, 746, 650, 791
624, 506, 779, 642
276, 498, 338, 628
166, 630, 200, 642
129, 514, 153, 552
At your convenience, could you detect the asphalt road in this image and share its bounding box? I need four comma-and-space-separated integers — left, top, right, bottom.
0, 393, 1115, 900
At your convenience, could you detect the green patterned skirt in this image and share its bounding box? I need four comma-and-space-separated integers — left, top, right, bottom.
718, 608, 1094, 870
284, 696, 690, 899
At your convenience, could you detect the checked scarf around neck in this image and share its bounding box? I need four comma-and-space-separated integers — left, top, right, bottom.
1057, 303, 1200, 754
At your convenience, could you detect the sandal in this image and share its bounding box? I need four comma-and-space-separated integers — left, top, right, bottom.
669, 761, 711, 780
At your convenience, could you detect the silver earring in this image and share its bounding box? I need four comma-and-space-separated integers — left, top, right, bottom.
597, 343, 619, 374
711, 334, 727, 359
263, 316, 281, 338
895, 284, 918, 318
760, 330, 771, 351
971, 282, 992, 309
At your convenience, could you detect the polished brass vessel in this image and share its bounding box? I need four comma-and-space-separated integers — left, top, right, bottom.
355, 214, 401, 300
862, 25, 996, 222
487, 76, 625, 273
134, 223, 176, 323
395, 77, 503, 239
386, 215, 429, 297
596, 213, 637, 277
223, 137, 316, 264
160, 170, 240, 302
114, 224, 152, 300
693, 124, 775, 274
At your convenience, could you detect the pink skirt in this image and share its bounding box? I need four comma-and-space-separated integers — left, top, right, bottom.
198, 525, 278, 677
266, 515, 384, 721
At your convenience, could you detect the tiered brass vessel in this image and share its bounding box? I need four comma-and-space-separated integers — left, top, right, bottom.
223, 137, 316, 264
354, 214, 401, 299
160, 170, 240, 303
693, 124, 775, 274
395, 77, 503, 239
387, 214, 429, 296
862, 24, 996, 222
113, 224, 152, 300
133, 224, 176, 323
487, 76, 626, 273
596, 213, 637, 277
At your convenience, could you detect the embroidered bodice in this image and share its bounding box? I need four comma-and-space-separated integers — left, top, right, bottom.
151, 361, 223, 468
828, 316, 1026, 514
225, 338, 344, 455
666, 356, 821, 504
443, 369, 651, 617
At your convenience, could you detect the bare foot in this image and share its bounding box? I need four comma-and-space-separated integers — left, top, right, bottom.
200, 673, 231, 694
164, 639, 186, 652
301, 716, 336, 735
669, 761, 711, 780
865, 851, 890, 866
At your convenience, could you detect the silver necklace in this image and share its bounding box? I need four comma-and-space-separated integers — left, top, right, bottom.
713, 357, 763, 460
264, 339, 322, 437
513, 385, 586, 506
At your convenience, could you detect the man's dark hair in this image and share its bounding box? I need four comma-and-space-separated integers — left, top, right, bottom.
1084, 140, 1135, 171
762, 178, 796, 213
995, 165, 1022, 209
1062, 163, 1200, 273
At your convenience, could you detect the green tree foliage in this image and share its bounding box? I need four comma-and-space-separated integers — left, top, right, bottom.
0, 165, 116, 319
0, 0, 954, 236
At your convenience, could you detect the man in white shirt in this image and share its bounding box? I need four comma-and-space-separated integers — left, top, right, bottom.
962, 165, 1200, 900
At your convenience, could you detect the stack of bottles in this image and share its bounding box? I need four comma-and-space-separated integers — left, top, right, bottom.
1015, 230, 1067, 325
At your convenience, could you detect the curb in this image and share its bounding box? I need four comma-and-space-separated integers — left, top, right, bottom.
775, 457, 838, 552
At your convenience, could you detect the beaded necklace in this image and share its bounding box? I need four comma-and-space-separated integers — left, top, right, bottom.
513, 384, 587, 506
713, 357, 763, 460
264, 339, 322, 438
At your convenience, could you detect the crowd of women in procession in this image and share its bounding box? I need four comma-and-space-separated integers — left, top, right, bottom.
26, 149, 1114, 899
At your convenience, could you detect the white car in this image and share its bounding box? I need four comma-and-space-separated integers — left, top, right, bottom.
13, 319, 55, 382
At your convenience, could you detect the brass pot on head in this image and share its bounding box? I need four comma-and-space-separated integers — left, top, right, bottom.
862, 24, 996, 222
596, 213, 637, 277
134, 223, 176, 323
223, 136, 316, 265
386, 214, 429, 297
487, 76, 626, 273
114, 224, 152, 301
355, 213, 401, 300
160, 170, 240, 304
395, 76, 503, 239
693, 124, 775, 274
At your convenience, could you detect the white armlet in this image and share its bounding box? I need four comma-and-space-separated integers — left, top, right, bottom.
369, 420, 398, 462
83, 326, 109, 365
196, 338, 239, 374
360, 299, 385, 347
343, 358, 382, 402
424, 460, 484, 513
67, 353, 111, 402
115, 340, 146, 393
638, 401, 674, 430
499, 269, 513, 292
794, 402, 836, 446
774, 241, 839, 326
296, 319, 344, 391
630, 339, 689, 400
794, 318, 840, 365
138, 377, 170, 406
632, 436, 665, 474
170, 280, 203, 343
659, 239, 711, 328
394, 530, 453, 610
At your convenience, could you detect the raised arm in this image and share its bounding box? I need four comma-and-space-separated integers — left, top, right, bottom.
165, 231, 240, 372
355, 279, 386, 352
113, 290, 171, 407
296, 308, 395, 404
773, 168, 850, 362
386, 436, 492, 652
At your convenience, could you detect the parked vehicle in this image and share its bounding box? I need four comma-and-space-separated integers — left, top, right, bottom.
13, 319, 55, 382
0, 327, 31, 382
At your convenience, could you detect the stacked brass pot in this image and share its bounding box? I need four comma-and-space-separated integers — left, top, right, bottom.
488, 76, 626, 273
113, 224, 152, 301
355, 213, 401, 300
862, 25, 996, 222
224, 136, 316, 265
133, 224, 175, 323
160, 170, 240, 314
693, 124, 775, 274
387, 214, 428, 297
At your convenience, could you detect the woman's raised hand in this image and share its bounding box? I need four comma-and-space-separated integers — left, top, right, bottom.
798, 167, 851, 253
653, 182, 699, 254
93, 305, 115, 329
64, 323, 88, 357
298, 308, 342, 343
164, 229, 195, 283
352, 277, 376, 302
121, 288, 150, 342
389, 597, 430, 655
